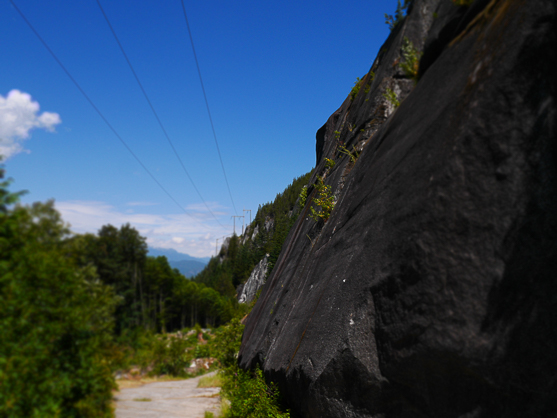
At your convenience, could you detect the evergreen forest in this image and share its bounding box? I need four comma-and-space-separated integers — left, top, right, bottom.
0, 165, 310, 417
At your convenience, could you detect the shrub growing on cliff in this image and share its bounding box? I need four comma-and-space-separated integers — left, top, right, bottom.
385, 0, 410, 30
383, 88, 400, 108
338, 145, 359, 165
349, 77, 363, 101
399, 37, 421, 83
298, 185, 308, 208
309, 176, 335, 223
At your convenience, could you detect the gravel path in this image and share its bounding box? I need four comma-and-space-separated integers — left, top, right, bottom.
114, 372, 220, 418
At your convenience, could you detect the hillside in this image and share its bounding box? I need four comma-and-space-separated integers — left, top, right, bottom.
238, 0, 557, 417
193, 170, 312, 298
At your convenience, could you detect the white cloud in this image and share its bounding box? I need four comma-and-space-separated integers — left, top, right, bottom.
55, 200, 231, 258
0, 89, 61, 159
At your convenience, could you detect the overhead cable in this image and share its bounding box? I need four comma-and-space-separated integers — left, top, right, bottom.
180, 0, 238, 215
9, 0, 211, 229
95, 0, 226, 229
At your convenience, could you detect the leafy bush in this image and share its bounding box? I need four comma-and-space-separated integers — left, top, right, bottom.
385, 0, 410, 30
338, 145, 360, 164
222, 367, 289, 418
399, 37, 421, 83
383, 88, 400, 108
0, 169, 117, 417
309, 177, 335, 223
349, 77, 363, 101
298, 185, 308, 208
214, 318, 289, 418
149, 334, 192, 376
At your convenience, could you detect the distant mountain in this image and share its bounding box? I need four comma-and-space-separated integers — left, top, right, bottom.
148, 247, 211, 263
148, 247, 210, 278
168, 259, 207, 278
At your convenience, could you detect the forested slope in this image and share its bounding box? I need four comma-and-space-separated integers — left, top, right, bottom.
194, 170, 312, 300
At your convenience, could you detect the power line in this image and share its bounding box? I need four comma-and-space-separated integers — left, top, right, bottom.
95, 0, 226, 229
180, 0, 238, 215
9, 0, 211, 229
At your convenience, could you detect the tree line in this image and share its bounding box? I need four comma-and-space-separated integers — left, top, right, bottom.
194, 170, 313, 298
71, 224, 238, 333
0, 165, 312, 417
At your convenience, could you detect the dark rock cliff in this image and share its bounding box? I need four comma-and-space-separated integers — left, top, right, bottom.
239, 0, 557, 417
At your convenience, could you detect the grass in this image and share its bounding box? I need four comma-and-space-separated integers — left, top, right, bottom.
115, 375, 186, 391
198, 373, 223, 388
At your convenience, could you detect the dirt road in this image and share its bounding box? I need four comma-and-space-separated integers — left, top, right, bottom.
114, 372, 220, 418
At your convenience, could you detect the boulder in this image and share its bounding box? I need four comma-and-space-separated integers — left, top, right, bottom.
239, 0, 557, 417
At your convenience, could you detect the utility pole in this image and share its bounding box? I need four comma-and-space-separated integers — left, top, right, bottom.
243, 208, 252, 226
231, 216, 243, 235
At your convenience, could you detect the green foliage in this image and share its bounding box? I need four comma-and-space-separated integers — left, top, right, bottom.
213, 318, 244, 370
309, 176, 335, 223
385, 0, 410, 30
351, 71, 375, 102
223, 367, 289, 418
73, 226, 237, 333
338, 145, 360, 164
298, 185, 308, 208
325, 158, 336, 170
215, 319, 289, 418
197, 373, 222, 388
196, 170, 312, 292
399, 37, 422, 83
349, 77, 363, 101
115, 326, 219, 378
383, 88, 400, 108
149, 334, 192, 376
0, 169, 117, 417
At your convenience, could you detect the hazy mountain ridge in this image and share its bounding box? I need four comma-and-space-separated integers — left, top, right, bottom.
148, 247, 209, 277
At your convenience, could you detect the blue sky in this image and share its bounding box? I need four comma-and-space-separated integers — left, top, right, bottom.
1, 0, 397, 257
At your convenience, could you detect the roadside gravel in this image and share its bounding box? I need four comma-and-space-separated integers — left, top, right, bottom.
114, 372, 220, 418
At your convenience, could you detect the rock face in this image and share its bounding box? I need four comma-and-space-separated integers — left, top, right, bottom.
238, 255, 270, 304
239, 0, 557, 417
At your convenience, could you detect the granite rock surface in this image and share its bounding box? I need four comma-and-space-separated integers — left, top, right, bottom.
239, 0, 557, 416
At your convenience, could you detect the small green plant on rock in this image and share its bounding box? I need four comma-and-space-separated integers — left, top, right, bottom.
338, 145, 359, 164
309, 176, 335, 223
399, 37, 422, 83
350, 77, 363, 101
298, 185, 308, 208
385, 0, 410, 30
325, 158, 336, 170
364, 72, 375, 101
383, 88, 400, 108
